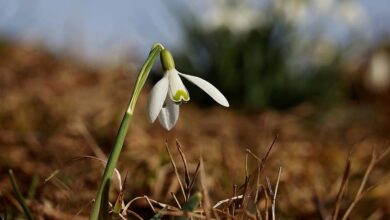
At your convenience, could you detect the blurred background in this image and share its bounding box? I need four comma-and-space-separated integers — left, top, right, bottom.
0, 0, 390, 219
1, 0, 390, 109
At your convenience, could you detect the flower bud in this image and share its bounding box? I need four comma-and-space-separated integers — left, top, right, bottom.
160, 49, 175, 71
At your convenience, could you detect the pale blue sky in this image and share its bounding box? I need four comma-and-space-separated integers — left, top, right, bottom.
0, 0, 388, 64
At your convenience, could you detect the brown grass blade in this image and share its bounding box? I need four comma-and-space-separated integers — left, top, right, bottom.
165, 143, 186, 201
175, 140, 191, 192
341, 146, 390, 220
331, 153, 351, 220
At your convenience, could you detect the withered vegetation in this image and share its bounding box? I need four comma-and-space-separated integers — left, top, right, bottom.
0, 42, 390, 219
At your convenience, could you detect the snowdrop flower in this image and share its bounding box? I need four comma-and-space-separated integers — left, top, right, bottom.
148, 49, 229, 130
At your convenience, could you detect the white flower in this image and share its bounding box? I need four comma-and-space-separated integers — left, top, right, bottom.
148, 49, 229, 130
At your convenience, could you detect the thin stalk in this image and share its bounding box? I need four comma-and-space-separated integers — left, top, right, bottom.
272, 167, 282, 220
27, 174, 39, 200
8, 169, 34, 220
90, 43, 164, 220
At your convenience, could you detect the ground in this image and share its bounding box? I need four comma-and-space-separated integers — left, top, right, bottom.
0, 42, 389, 219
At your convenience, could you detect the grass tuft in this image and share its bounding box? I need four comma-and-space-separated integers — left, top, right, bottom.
8, 169, 34, 220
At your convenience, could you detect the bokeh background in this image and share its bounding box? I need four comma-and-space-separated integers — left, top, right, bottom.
0, 0, 390, 219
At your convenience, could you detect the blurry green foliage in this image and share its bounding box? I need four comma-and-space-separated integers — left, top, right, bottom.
175, 8, 347, 110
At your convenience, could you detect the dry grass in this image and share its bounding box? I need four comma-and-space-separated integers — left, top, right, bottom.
0, 42, 390, 219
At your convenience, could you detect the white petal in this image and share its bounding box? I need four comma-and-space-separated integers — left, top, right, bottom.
179, 72, 229, 107
147, 74, 169, 122
167, 69, 190, 103
158, 99, 179, 130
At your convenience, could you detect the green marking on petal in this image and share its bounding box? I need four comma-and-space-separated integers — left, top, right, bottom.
173, 90, 189, 102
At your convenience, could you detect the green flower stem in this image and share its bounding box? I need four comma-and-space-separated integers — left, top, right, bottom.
90, 43, 164, 220
8, 169, 34, 220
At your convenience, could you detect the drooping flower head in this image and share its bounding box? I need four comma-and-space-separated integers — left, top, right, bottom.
148, 49, 229, 130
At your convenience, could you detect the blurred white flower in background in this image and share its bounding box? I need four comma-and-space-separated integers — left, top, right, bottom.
337, 0, 368, 28
367, 50, 390, 92
203, 2, 261, 33
273, 0, 308, 25
315, 0, 334, 14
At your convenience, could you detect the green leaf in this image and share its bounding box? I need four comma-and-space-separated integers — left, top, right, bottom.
174, 192, 202, 220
